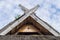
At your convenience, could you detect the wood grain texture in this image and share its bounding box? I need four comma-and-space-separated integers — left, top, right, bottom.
0, 35, 60, 40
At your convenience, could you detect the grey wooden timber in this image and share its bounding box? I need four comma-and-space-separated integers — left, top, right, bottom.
0, 4, 60, 36
0, 35, 60, 40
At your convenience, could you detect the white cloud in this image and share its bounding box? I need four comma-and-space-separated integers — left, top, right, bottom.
36, 0, 60, 33
48, 8, 56, 14
52, 0, 60, 9
0, 1, 5, 9
36, 8, 51, 22
0, 0, 60, 33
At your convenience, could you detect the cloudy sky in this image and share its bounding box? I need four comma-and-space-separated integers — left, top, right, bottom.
0, 0, 60, 32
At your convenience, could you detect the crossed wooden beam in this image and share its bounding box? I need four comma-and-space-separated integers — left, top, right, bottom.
19, 4, 40, 19
0, 4, 40, 35
15, 4, 41, 35
0, 4, 60, 36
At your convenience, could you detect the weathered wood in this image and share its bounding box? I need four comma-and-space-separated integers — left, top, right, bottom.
0, 5, 39, 35
0, 35, 60, 40
0, 12, 33, 35
0, 4, 60, 36
30, 14, 60, 36
7, 16, 53, 35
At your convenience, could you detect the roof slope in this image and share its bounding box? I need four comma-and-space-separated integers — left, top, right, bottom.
0, 4, 60, 36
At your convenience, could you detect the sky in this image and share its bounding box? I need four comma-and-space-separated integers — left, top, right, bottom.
0, 0, 60, 32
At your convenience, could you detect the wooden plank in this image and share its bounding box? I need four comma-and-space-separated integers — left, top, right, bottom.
0, 35, 59, 40
30, 14, 60, 36
0, 5, 39, 35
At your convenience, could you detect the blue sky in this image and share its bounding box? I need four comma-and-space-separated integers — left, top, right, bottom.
0, 0, 60, 32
